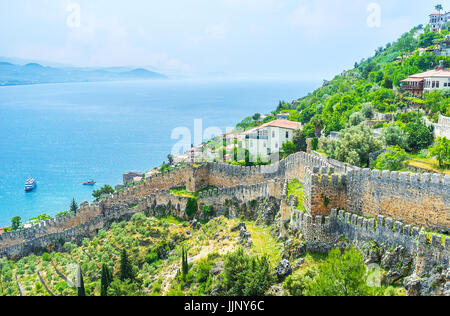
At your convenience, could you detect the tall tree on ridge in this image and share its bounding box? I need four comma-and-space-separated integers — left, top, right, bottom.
70, 198, 78, 214
77, 265, 86, 296
120, 249, 134, 281
101, 264, 113, 296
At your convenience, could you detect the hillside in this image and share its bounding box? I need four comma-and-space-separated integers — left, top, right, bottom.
0, 213, 409, 297
0, 62, 167, 86
232, 25, 449, 172
1, 24, 449, 298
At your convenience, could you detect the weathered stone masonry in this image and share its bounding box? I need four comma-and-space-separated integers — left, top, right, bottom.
0, 151, 448, 259
290, 209, 450, 273
303, 166, 450, 231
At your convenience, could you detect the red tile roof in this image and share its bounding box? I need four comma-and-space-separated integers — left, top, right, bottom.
402, 68, 450, 81
260, 119, 301, 130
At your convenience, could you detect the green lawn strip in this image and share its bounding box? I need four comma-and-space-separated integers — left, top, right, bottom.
287, 178, 305, 211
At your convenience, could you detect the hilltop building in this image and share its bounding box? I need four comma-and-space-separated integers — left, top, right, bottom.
429, 11, 450, 32
242, 119, 301, 160
401, 61, 450, 96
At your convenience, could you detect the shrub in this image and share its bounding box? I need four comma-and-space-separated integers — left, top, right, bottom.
321, 124, 382, 167
428, 137, 450, 167
381, 123, 407, 148
185, 198, 198, 218
404, 119, 434, 152
202, 205, 214, 217
218, 248, 275, 296
145, 251, 159, 265
283, 268, 318, 296
304, 248, 373, 296
375, 146, 409, 171
42, 253, 51, 262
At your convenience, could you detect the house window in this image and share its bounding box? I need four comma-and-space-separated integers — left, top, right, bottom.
286, 131, 289, 138
437, 81, 440, 88
272, 131, 275, 138
275, 142, 278, 149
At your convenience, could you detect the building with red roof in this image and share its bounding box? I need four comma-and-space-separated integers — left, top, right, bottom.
242, 119, 302, 161
401, 61, 450, 96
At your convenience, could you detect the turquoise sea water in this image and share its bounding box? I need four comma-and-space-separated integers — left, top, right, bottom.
0, 79, 318, 227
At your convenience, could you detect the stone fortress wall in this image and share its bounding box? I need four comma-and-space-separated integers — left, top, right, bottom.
290, 208, 449, 271
0, 151, 448, 259
435, 114, 450, 139
303, 166, 449, 231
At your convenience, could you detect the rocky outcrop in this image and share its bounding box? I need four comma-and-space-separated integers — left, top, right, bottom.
274, 259, 292, 281
381, 246, 413, 285
232, 223, 253, 247
282, 238, 306, 260
404, 267, 449, 296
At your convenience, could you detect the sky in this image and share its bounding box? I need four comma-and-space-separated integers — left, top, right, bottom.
0, 0, 448, 79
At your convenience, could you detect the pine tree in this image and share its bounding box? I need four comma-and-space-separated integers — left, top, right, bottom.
120, 249, 133, 281
77, 265, 86, 296
101, 264, 113, 296
70, 198, 79, 214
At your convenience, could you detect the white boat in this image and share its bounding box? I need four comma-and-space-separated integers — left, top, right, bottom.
25, 178, 36, 192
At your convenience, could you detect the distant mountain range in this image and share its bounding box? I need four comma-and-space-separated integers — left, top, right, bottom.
0, 62, 167, 86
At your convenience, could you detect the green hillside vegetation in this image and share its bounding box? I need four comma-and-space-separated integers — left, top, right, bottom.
0, 213, 405, 296
234, 25, 449, 170
2, 22, 448, 298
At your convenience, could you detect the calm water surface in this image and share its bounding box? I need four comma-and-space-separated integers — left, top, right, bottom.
0, 78, 319, 226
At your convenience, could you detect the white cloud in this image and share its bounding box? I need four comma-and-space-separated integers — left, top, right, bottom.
205, 23, 228, 41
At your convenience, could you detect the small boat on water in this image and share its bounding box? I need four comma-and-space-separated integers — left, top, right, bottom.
25, 178, 37, 192
83, 180, 96, 186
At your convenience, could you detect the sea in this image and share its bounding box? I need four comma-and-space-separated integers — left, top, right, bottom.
0, 78, 319, 227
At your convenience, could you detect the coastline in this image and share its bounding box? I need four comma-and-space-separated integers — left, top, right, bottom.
0, 78, 319, 227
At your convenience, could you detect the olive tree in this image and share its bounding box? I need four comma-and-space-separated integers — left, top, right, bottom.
321, 123, 382, 167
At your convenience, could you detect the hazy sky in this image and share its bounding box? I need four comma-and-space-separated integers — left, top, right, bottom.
0, 0, 447, 79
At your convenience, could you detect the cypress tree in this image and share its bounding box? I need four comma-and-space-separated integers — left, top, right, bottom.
101, 264, 113, 296
76, 265, 86, 296
182, 247, 189, 280
120, 249, 133, 281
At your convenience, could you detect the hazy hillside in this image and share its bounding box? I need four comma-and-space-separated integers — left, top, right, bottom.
0, 62, 167, 86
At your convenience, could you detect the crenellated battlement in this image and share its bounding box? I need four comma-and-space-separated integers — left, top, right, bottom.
302, 163, 450, 231
1, 150, 449, 259
290, 208, 449, 267
346, 167, 449, 186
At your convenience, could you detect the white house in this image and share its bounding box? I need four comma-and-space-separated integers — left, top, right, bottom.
401, 61, 450, 96
423, 69, 450, 92
242, 119, 301, 161
429, 11, 450, 32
